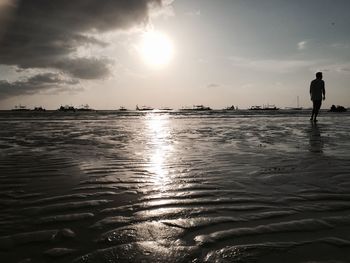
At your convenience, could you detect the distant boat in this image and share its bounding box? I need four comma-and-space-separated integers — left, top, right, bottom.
159, 107, 173, 111
136, 105, 154, 111
119, 106, 127, 111
224, 105, 236, 110
249, 105, 262, 110
33, 106, 46, 111
249, 104, 279, 110
329, 105, 347, 112
11, 105, 30, 111
77, 104, 93, 111
262, 104, 279, 110
58, 105, 76, 112
181, 105, 212, 111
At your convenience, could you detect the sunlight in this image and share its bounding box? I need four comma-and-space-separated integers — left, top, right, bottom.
140, 30, 174, 68
150, 149, 168, 179
145, 114, 173, 187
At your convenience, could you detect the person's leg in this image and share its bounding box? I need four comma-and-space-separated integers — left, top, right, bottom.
311, 101, 316, 120
314, 100, 322, 122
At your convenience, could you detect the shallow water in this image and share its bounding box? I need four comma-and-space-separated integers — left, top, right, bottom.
0, 110, 350, 263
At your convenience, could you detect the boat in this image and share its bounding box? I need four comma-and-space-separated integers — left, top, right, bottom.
329, 105, 347, 112
119, 106, 127, 111
136, 105, 154, 111
262, 104, 279, 110
249, 104, 279, 110
249, 105, 262, 110
194, 105, 212, 111
58, 105, 76, 112
33, 106, 46, 111
77, 104, 94, 111
224, 105, 236, 110
11, 105, 30, 111
181, 105, 212, 111
159, 107, 173, 111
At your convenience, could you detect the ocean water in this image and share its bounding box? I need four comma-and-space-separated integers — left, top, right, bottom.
0, 110, 350, 263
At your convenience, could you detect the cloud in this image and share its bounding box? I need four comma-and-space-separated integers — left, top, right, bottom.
330, 42, 350, 49
0, 0, 169, 97
311, 62, 350, 74
207, 83, 220, 88
229, 56, 315, 73
53, 57, 114, 79
298, 40, 308, 50
185, 10, 201, 17
151, 0, 175, 18
0, 72, 79, 99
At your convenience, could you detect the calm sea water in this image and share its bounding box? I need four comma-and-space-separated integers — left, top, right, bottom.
1, 110, 350, 263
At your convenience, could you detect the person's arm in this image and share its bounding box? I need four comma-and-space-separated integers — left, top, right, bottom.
310, 81, 313, 100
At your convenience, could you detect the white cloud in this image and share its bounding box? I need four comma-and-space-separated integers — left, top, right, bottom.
298, 40, 308, 50
229, 56, 315, 73
150, 0, 175, 18
311, 62, 350, 74
185, 10, 201, 17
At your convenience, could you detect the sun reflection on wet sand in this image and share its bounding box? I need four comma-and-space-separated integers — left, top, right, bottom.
145, 113, 174, 188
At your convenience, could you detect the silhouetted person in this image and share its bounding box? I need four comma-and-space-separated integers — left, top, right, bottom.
310, 72, 326, 122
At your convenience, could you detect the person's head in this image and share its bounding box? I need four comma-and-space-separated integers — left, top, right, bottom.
316, 72, 323, 79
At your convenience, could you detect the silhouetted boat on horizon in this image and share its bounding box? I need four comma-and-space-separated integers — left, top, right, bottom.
11, 105, 30, 111
77, 104, 94, 111
249, 105, 262, 110
159, 107, 173, 111
119, 106, 127, 111
58, 105, 76, 112
249, 104, 279, 110
33, 106, 46, 111
224, 105, 237, 110
181, 105, 212, 111
136, 105, 154, 111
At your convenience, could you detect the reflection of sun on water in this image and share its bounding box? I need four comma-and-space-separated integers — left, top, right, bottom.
151, 149, 168, 178
146, 114, 173, 187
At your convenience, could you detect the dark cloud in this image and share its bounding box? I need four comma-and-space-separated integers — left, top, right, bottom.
0, 0, 164, 98
54, 57, 114, 79
0, 73, 79, 99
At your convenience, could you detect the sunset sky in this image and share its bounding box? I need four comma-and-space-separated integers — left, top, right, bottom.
0, 0, 349, 109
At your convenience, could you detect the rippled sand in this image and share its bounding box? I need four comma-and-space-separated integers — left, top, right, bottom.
0, 110, 350, 263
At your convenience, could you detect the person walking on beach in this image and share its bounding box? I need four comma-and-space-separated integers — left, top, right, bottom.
310, 72, 326, 122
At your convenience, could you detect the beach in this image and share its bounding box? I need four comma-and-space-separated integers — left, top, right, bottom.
0, 110, 350, 263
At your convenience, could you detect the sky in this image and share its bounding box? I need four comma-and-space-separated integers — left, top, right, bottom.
0, 0, 349, 110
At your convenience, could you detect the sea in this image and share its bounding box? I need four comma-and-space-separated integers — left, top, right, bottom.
0, 110, 350, 263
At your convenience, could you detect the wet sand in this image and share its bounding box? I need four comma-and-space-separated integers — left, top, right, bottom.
0, 110, 350, 262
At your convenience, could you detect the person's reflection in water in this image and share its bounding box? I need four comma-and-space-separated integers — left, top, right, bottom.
309, 122, 323, 153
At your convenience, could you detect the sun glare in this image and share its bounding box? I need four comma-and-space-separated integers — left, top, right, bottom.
140, 30, 174, 68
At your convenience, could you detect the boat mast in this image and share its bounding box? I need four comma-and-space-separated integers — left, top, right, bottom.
297, 96, 300, 108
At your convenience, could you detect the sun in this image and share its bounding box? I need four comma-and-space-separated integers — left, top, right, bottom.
140, 30, 174, 68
